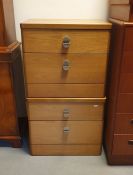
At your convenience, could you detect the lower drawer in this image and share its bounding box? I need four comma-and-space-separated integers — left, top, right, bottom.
29, 121, 103, 145
30, 144, 101, 156
115, 114, 133, 134
113, 135, 133, 155
117, 94, 133, 113
28, 99, 105, 121
27, 84, 104, 98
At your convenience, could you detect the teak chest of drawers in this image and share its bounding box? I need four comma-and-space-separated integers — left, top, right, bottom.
104, 19, 133, 165
21, 19, 112, 155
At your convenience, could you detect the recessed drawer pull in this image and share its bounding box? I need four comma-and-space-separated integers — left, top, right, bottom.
128, 140, 133, 145
63, 109, 70, 118
130, 119, 133, 124
62, 36, 71, 48
63, 127, 70, 133
62, 59, 71, 71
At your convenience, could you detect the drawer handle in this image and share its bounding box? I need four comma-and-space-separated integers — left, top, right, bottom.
63, 109, 70, 118
63, 127, 70, 133
130, 119, 133, 124
128, 140, 133, 145
62, 59, 71, 71
62, 36, 71, 49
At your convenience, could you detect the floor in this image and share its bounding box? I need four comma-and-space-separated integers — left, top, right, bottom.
0, 140, 133, 175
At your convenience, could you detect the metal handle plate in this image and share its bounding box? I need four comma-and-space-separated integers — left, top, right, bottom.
128, 140, 133, 145
62, 36, 71, 49
63, 127, 70, 133
130, 119, 133, 124
62, 59, 71, 71
63, 109, 70, 118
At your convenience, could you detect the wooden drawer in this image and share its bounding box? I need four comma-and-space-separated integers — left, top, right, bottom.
30, 144, 101, 156
24, 53, 108, 84
22, 29, 110, 53
117, 94, 133, 113
124, 28, 133, 51
113, 135, 133, 155
27, 84, 105, 98
28, 100, 104, 121
121, 52, 133, 73
115, 114, 133, 134
120, 73, 133, 93
29, 121, 103, 145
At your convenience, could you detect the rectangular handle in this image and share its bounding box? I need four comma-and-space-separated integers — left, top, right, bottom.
128, 140, 133, 145
63, 127, 70, 133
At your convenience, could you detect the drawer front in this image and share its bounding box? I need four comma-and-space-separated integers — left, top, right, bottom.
29, 121, 103, 145
113, 135, 133, 155
121, 52, 133, 73
115, 114, 133, 134
124, 28, 133, 52
28, 101, 104, 121
27, 84, 105, 98
22, 29, 110, 53
30, 144, 101, 156
24, 53, 108, 84
117, 94, 133, 113
120, 73, 133, 93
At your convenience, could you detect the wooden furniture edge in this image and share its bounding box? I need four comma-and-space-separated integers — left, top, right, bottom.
20, 19, 112, 29
27, 97, 106, 103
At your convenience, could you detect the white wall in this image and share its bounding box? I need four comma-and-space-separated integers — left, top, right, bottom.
13, 0, 109, 41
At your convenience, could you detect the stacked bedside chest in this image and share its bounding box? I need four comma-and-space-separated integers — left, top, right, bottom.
21, 19, 112, 155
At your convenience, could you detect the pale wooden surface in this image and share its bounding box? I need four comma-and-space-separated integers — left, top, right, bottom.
28, 102, 104, 121
30, 144, 101, 156
29, 121, 103, 144
24, 53, 108, 84
110, 5, 131, 21
21, 19, 112, 29
109, 18, 133, 25
27, 97, 106, 103
27, 84, 105, 98
110, 0, 130, 4
22, 30, 110, 53
21, 20, 110, 155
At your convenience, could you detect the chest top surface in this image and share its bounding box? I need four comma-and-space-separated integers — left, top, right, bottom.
21, 19, 112, 30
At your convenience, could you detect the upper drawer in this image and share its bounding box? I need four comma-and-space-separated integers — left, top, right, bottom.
24, 53, 108, 84
22, 29, 110, 53
27, 99, 105, 121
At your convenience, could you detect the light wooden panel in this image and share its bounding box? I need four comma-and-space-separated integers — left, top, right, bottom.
27, 84, 105, 98
24, 53, 108, 84
22, 29, 110, 53
29, 121, 103, 144
21, 19, 112, 30
30, 144, 101, 156
28, 102, 104, 121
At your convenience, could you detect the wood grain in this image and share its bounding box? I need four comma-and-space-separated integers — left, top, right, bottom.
27, 84, 105, 98
29, 121, 103, 145
27, 97, 106, 103
110, 5, 132, 22
115, 114, 133, 134
30, 144, 101, 156
113, 134, 133, 155
0, 63, 18, 136
21, 19, 112, 29
110, 0, 132, 4
22, 29, 110, 53
24, 53, 108, 84
28, 101, 104, 121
